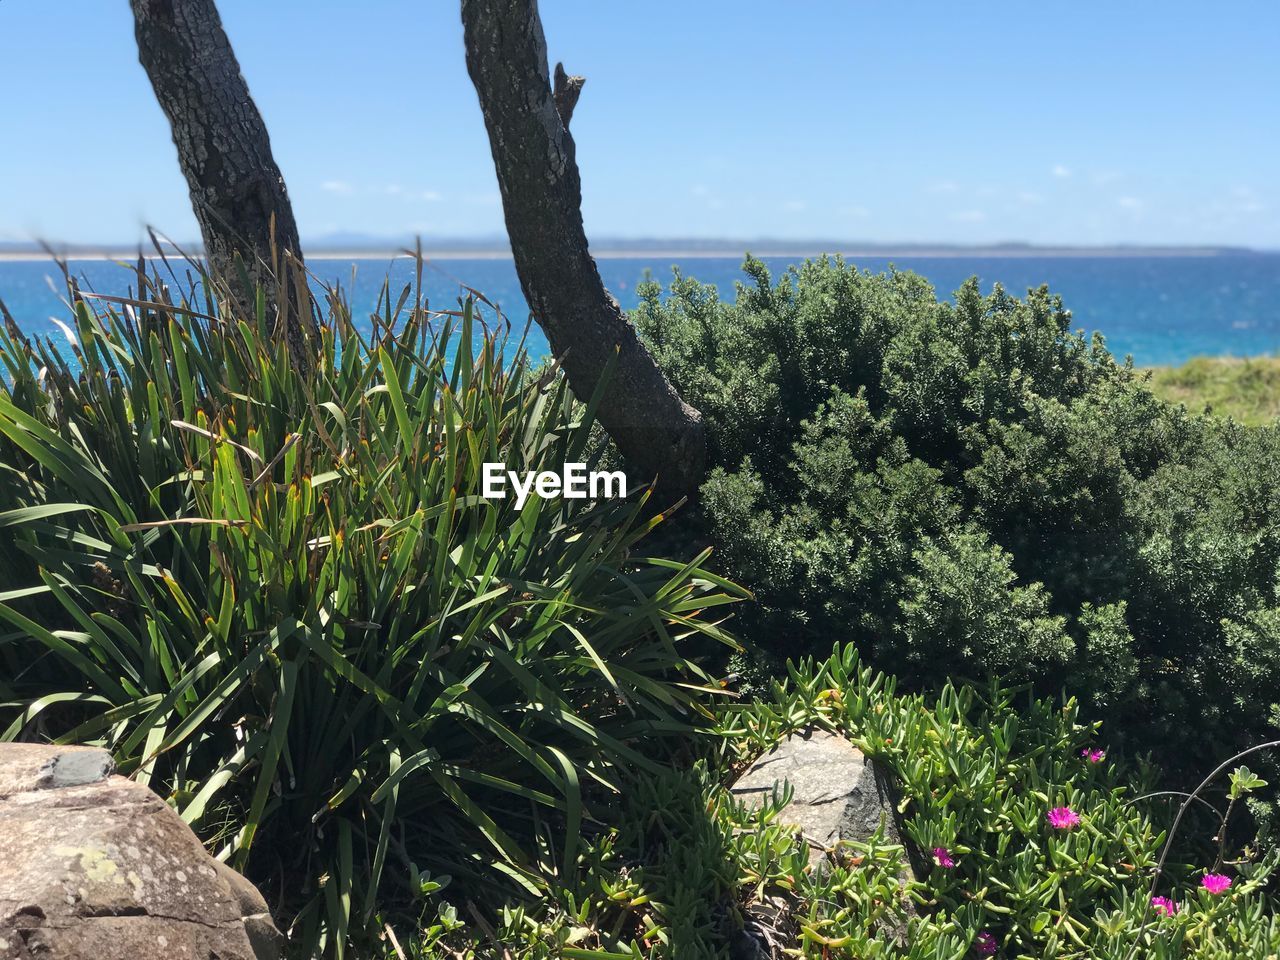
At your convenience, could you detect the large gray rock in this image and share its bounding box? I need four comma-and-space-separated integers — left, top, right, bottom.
0, 743, 283, 960
729, 730, 921, 955
731, 729, 919, 871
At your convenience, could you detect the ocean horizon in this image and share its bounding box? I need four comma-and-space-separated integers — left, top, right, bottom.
2, 252, 1277, 367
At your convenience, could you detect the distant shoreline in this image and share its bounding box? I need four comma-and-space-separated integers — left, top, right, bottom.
0, 245, 1266, 263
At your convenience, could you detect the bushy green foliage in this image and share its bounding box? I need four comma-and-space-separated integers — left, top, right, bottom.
634, 257, 1280, 772
404, 647, 1280, 959
0, 269, 744, 957
5, 258, 1277, 958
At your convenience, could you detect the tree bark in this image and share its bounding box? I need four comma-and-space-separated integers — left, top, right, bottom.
461, 0, 706, 496
130, 0, 314, 361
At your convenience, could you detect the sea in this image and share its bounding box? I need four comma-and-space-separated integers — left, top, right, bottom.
1, 253, 1277, 367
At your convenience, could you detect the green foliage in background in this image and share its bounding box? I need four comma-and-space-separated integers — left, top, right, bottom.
400, 647, 1280, 959
0, 269, 745, 957
634, 257, 1280, 776
1148, 355, 1280, 426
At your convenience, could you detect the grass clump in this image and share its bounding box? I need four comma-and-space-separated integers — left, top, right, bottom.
0, 265, 745, 956
1147, 355, 1280, 426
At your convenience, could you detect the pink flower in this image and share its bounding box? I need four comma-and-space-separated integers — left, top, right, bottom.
1081, 748, 1106, 763
1046, 806, 1081, 830
1151, 895, 1179, 916
932, 846, 956, 869
974, 931, 997, 956
1201, 873, 1232, 895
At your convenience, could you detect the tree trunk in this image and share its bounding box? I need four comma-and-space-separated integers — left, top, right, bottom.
461, 0, 706, 496
130, 0, 314, 361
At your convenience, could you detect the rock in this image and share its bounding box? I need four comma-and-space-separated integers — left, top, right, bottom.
730, 729, 919, 872
0, 744, 283, 960
729, 730, 921, 953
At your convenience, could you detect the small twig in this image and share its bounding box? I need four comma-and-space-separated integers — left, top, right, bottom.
553, 62, 585, 129
1124, 739, 1280, 960
1125, 790, 1225, 826
382, 923, 407, 960
118, 517, 249, 533
171, 419, 263, 462
248, 432, 301, 490
1213, 795, 1238, 873
465, 900, 496, 939
79, 290, 220, 324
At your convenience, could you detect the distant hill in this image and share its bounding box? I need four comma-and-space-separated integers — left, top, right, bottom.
0, 236, 1268, 260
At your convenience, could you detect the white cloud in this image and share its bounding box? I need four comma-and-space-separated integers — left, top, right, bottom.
1091, 170, 1122, 185
321, 180, 353, 195
781, 200, 807, 213
927, 180, 960, 194
1016, 191, 1044, 205
950, 209, 987, 222
1051, 164, 1072, 178
690, 184, 711, 197
1198, 189, 1267, 225
419, 190, 442, 202
1117, 196, 1143, 210
1230, 186, 1264, 213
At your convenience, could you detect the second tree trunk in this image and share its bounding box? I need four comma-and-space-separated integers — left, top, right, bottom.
462, 0, 706, 496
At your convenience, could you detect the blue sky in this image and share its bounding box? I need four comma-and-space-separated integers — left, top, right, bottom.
0, 1, 1276, 247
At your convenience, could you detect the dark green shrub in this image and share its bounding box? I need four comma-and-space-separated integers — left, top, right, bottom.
0, 268, 745, 956
635, 257, 1280, 773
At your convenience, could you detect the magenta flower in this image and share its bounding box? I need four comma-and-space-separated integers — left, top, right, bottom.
1201, 873, 1233, 895
1081, 748, 1106, 763
932, 846, 956, 869
973, 931, 997, 956
1151, 895, 1179, 916
1046, 806, 1081, 830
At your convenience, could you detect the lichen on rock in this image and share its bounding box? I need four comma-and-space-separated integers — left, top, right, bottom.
0, 743, 282, 960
